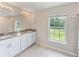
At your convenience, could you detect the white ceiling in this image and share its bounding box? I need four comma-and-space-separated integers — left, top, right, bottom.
8, 2, 73, 12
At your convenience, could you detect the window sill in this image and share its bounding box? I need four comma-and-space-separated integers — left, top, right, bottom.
48, 39, 67, 45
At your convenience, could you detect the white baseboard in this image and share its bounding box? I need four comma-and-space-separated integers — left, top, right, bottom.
37, 42, 78, 57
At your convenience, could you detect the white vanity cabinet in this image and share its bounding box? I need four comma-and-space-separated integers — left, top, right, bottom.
27, 32, 36, 47
0, 36, 20, 57
0, 31, 36, 57
20, 32, 36, 51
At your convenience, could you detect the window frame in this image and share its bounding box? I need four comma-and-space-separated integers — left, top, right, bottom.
48, 15, 67, 44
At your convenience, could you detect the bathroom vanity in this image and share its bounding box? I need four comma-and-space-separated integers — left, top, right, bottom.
0, 29, 36, 57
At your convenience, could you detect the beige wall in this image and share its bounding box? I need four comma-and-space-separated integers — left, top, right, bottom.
20, 15, 32, 30
32, 3, 78, 56
0, 16, 14, 34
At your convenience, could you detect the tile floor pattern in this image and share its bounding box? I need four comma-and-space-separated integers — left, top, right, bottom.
17, 44, 69, 57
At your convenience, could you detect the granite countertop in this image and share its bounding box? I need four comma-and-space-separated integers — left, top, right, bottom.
0, 29, 36, 41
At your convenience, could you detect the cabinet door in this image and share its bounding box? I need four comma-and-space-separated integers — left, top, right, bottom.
0, 40, 9, 57
32, 32, 36, 44
27, 33, 33, 47
21, 34, 28, 51
27, 32, 36, 46
8, 36, 20, 57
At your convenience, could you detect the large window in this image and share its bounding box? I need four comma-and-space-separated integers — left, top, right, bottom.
48, 16, 66, 43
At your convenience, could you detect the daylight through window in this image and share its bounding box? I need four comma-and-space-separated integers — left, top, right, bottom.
48, 16, 66, 42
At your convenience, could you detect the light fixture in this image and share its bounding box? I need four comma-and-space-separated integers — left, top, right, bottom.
0, 5, 12, 12
0, 3, 20, 16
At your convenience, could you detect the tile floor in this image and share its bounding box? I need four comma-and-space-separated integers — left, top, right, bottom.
17, 44, 69, 57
